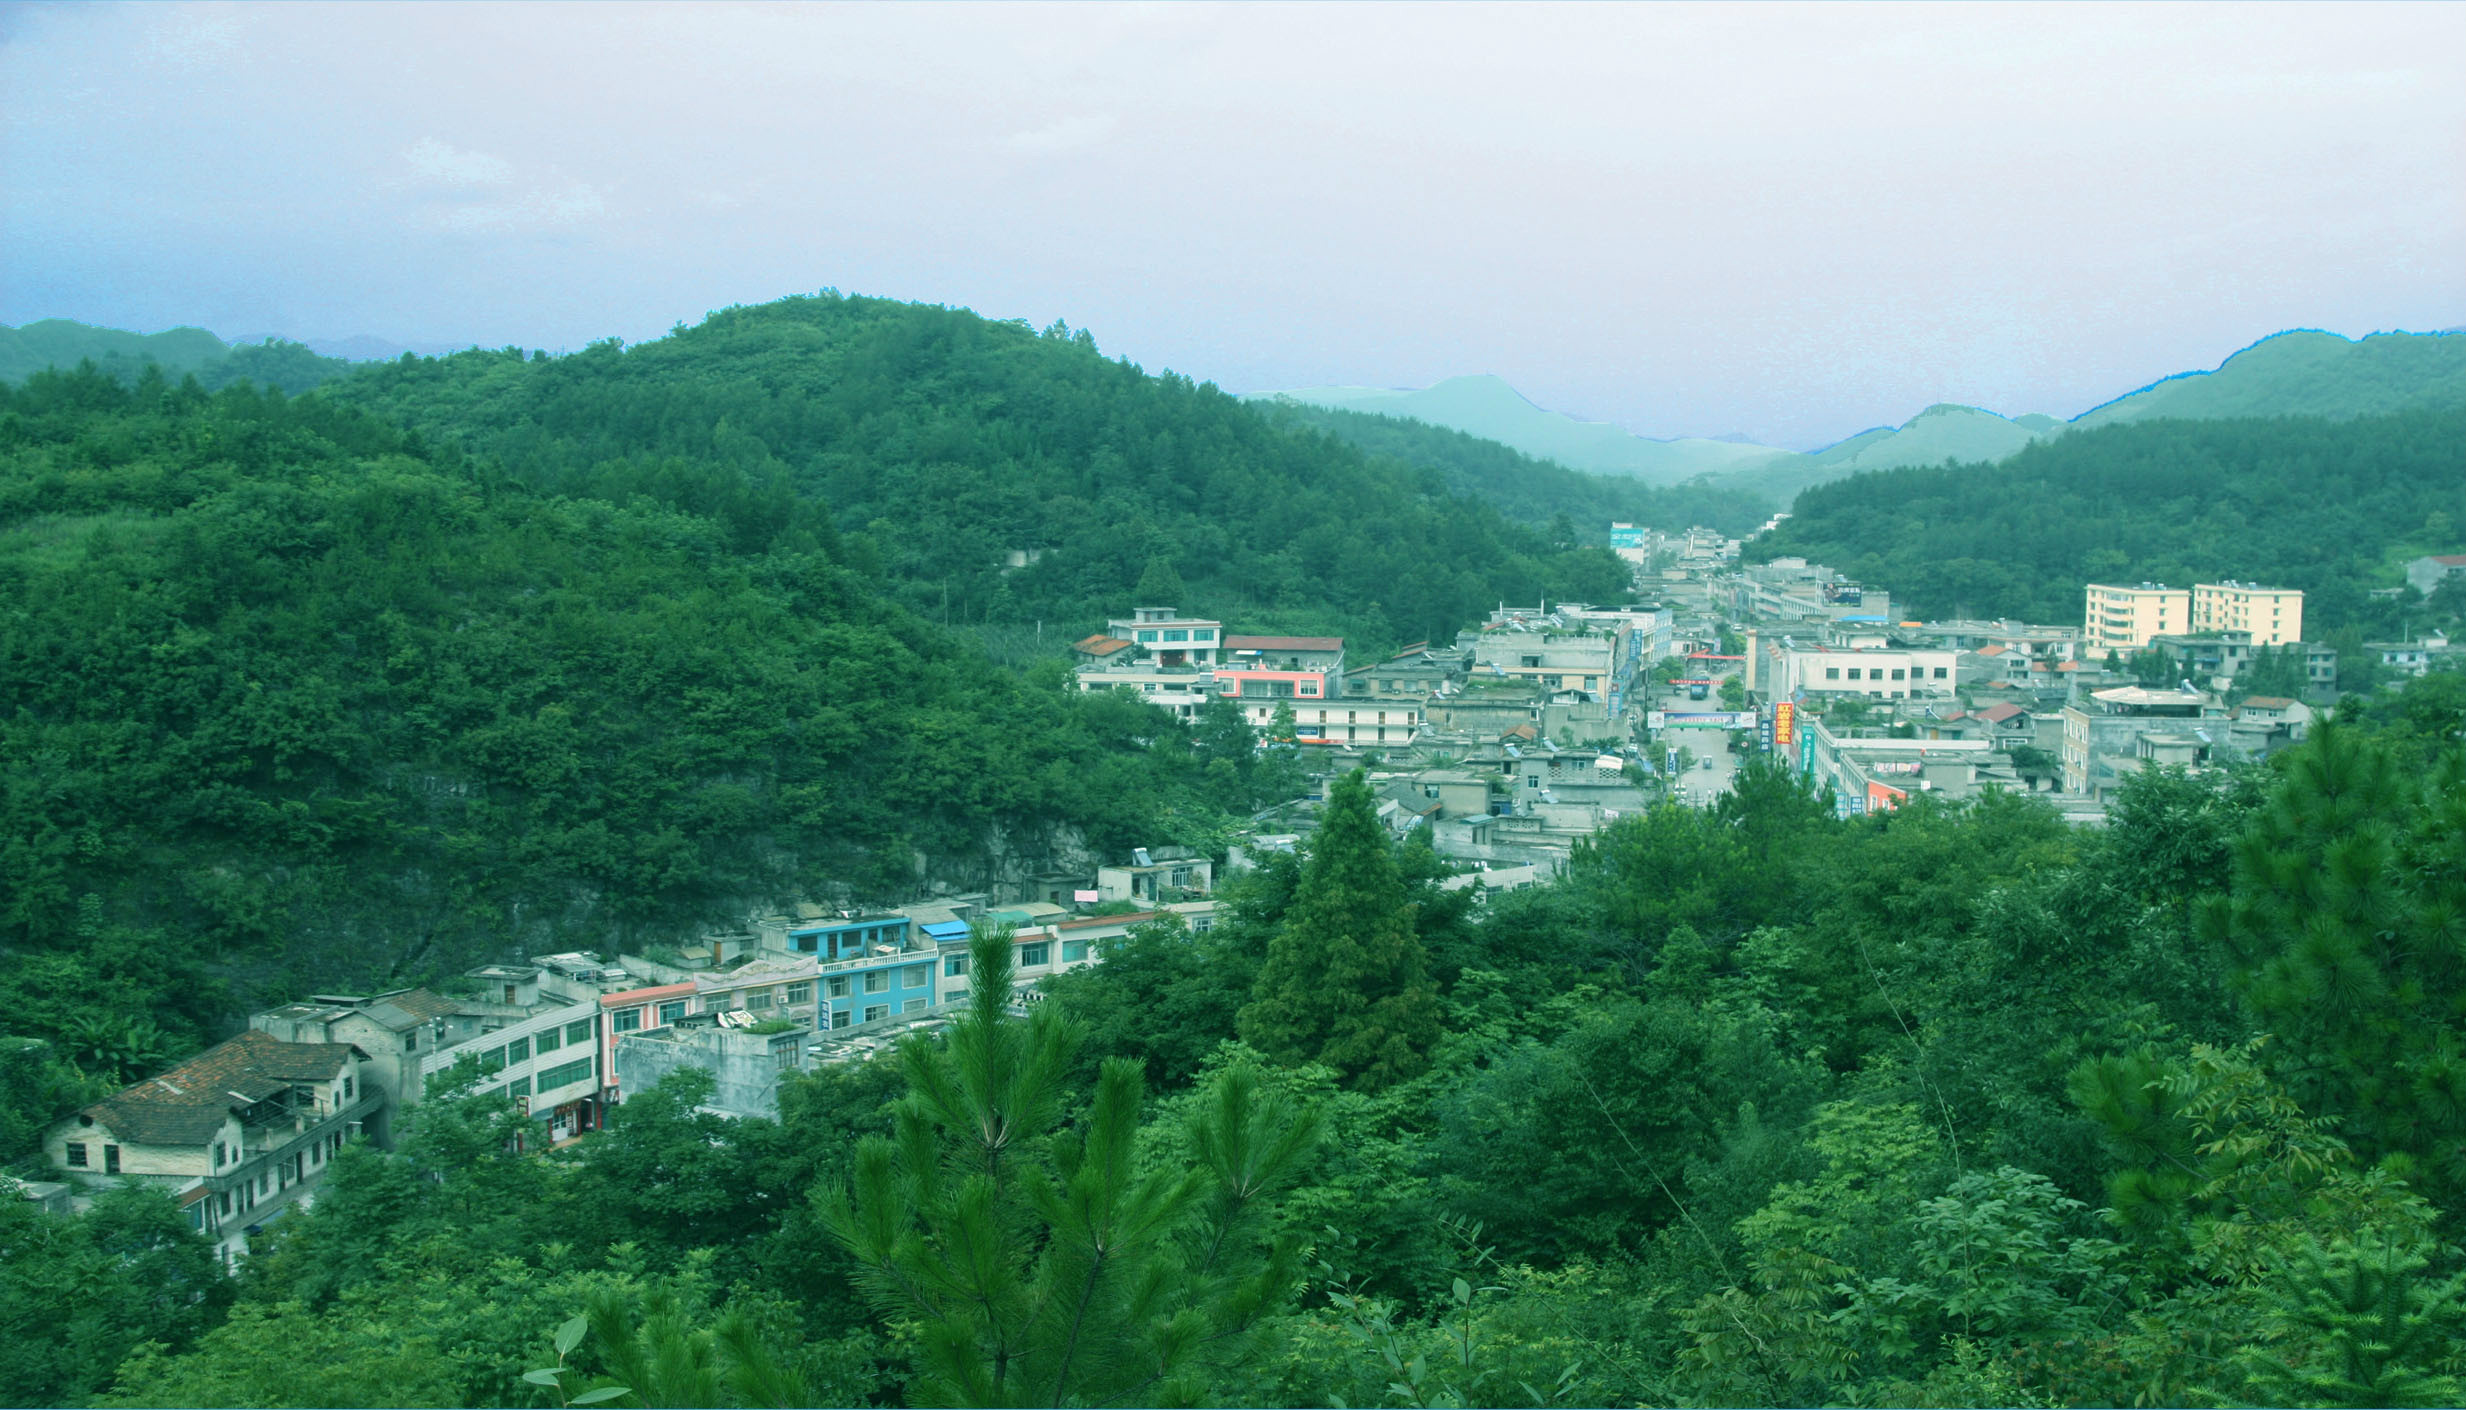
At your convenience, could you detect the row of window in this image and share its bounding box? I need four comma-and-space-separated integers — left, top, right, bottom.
1134, 628, 1217, 643
1822, 666, 1949, 682
537, 1055, 597, 1092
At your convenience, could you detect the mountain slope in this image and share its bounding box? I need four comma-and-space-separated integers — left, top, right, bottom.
1245, 374, 1787, 485
1718, 404, 2059, 504
335, 297, 1635, 653
1751, 408, 2466, 627
2076, 328, 2466, 427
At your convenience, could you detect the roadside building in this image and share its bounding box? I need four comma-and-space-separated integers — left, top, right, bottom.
42, 1030, 379, 1267
248, 988, 462, 1142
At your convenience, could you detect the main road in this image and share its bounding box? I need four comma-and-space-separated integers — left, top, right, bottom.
1654, 684, 1747, 808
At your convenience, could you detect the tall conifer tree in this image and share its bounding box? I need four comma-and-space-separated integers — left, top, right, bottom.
1239, 769, 1441, 1088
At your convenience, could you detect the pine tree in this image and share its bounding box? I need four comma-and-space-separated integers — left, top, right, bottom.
1134, 556, 1185, 606
2197, 722, 2466, 1203
823, 926, 1321, 1407
1239, 769, 1443, 1088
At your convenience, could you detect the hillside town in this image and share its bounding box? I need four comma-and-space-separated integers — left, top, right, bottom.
22, 516, 2462, 1277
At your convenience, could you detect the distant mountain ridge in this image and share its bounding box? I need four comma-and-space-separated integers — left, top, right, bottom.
1243, 374, 1785, 486
0, 320, 460, 390
1250, 327, 2466, 506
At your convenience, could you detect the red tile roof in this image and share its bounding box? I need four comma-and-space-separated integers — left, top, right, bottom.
2241, 696, 2298, 710
1073, 634, 1134, 657
1977, 702, 2026, 723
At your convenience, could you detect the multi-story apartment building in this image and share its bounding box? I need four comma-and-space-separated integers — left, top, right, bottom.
42, 1030, 381, 1268
1103, 606, 1223, 668
2083, 583, 2190, 653
2191, 581, 2304, 646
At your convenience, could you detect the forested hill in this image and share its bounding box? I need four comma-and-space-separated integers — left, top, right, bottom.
1254, 399, 1770, 537
0, 365, 1332, 1054
333, 295, 1635, 652
1751, 407, 2466, 629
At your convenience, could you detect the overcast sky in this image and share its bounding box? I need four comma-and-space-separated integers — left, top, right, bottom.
4, 2, 2459, 448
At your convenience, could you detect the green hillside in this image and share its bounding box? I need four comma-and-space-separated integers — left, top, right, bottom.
0, 293, 1647, 1025
1717, 403, 2059, 504
335, 298, 1634, 652
1246, 373, 1788, 485
1752, 408, 2466, 630
1255, 400, 1771, 537
2077, 328, 2466, 427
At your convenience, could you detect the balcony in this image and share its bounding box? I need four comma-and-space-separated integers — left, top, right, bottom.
238, 1092, 385, 1155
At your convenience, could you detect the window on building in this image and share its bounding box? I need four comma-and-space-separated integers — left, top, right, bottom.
657, 1000, 687, 1026
506, 1036, 530, 1064
943, 988, 966, 1004
212, 1141, 226, 1168
612, 1008, 642, 1033
745, 989, 773, 1010
1933, 667, 1948, 679
864, 1005, 890, 1024
405, 1030, 419, 1052
829, 975, 850, 998
1846, 668, 1861, 680
104, 1144, 120, 1174
1062, 939, 1090, 963
65, 1141, 87, 1168
538, 1057, 594, 1091
1826, 667, 1840, 680
903, 998, 929, 1014
535, 1026, 562, 1054
566, 1020, 593, 1045
481, 1046, 507, 1073
783, 982, 812, 1006
902, 964, 931, 988
1891, 669, 1905, 681
864, 970, 889, 994
1020, 943, 1051, 966
944, 955, 969, 977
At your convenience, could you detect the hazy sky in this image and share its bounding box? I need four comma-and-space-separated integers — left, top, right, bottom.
4, 2, 2460, 448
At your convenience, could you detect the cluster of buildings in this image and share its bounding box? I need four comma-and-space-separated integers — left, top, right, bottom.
30, 869, 1222, 1268
1664, 548, 2352, 819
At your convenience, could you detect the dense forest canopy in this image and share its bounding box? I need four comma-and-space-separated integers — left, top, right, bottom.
330, 295, 1636, 654
1752, 408, 2466, 632
0, 364, 1323, 1060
